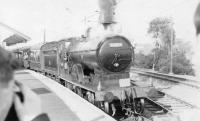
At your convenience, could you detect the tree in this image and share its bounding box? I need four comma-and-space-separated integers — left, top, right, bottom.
156, 40, 194, 75
147, 17, 175, 47
134, 40, 194, 75
134, 17, 194, 75
147, 17, 176, 72
172, 40, 194, 75
134, 51, 153, 69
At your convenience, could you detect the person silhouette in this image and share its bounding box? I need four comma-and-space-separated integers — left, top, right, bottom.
0, 46, 50, 121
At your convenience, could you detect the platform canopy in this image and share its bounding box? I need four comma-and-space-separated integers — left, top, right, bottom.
3, 34, 28, 46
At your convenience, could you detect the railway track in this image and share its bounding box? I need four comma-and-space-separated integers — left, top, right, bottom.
120, 93, 196, 121
130, 68, 200, 120
150, 91, 196, 113
130, 67, 200, 89
124, 91, 198, 121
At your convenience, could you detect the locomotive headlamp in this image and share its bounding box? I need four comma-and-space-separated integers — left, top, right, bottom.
114, 63, 119, 67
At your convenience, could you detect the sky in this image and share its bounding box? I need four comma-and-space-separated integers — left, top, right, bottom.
0, 0, 199, 47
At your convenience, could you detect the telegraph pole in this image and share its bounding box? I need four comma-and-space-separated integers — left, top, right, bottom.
43, 28, 46, 44
169, 25, 173, 74
152, 52, 155, 71
152, 33, 159, 71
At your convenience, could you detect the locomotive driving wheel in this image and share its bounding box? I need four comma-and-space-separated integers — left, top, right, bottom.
134, 98, 144, 115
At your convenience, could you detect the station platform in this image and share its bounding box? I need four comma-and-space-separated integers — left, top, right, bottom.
14, 70, 116, 121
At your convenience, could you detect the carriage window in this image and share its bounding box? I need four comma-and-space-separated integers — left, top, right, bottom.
30, 52, 35, 61
36, 50, 40, 62
65, 42, 70, 48
23, 52, 28, 60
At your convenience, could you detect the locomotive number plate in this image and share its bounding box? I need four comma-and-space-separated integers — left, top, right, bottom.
109, 43, 123, 47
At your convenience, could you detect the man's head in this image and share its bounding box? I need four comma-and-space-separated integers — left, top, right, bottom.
194, 3, 200, 35
193, 3, 200, 78
0, 47, 15, 87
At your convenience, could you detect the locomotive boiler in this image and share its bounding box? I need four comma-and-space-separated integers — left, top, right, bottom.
58, 33, 134, 82
68, 35, 133, 74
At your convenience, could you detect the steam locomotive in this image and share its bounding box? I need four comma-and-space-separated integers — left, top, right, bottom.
13, 32, 147, 118
39, 33, 135, 98
12, 0, 153, 120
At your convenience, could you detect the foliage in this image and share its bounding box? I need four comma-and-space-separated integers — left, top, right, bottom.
134, 40, 194, 75
134, 51, 153, 69
135, 16, 194, 76
147, 17, 175, 47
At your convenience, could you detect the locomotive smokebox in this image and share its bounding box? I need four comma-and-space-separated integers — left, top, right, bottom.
97, 35, 133, 73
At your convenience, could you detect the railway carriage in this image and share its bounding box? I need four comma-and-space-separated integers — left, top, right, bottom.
40, 41, 59, 78
29, 43, 43, 71
12, 46, 30, 68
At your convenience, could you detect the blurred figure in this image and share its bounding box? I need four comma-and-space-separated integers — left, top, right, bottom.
0, 46, 50, 121
172, 2, 200, 121
193, 3, 200, 79
192, 3, 200, 120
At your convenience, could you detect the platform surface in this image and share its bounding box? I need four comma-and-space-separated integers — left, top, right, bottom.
14, 70, 116, 121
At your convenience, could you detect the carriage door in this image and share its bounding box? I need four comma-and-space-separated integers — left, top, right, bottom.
64, 41, 71, 74
58, 43, 63, 77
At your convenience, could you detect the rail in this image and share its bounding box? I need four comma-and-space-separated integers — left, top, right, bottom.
130, 67, 200, 89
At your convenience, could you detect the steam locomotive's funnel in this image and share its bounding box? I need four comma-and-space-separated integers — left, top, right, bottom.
98, 0, 116, 29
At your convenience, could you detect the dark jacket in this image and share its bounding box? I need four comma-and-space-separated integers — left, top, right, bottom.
32, 114, 50, 121
5, 103, 50, 121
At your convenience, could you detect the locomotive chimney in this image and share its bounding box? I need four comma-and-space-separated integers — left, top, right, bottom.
98, 0, 117, 29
